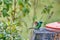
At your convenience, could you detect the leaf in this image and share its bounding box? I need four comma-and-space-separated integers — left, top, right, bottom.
6, 4, 9, 11
0, 33, 4, 38
23, 7, 29, 14
48, 5, 53, 9
6, 25, 17, 34
42, 5, 53, 14
47, 8, 50, 13
47, 5, 53, 13
6, 27, 11, 34
3, 0, 12, 11
28, 2, 31, 7
25, 0, 29, 3
0, 0, 2, 5
3, 22, 7, 29
33, 15, 37, 21
3, 0, 12, 5
16, 21, 22, 26
3, 0, 11, 12
18, 0, 23, 5
19, 5, 24, 10
22, 7, 29, 16
42, 9, 46, 13
2, 8, 9, 17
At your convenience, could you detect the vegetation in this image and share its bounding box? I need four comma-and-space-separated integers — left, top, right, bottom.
0, 0, 31, 40
0, 0, 60, 40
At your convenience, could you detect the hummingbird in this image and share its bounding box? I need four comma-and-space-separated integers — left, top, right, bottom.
34, 21, 43, 29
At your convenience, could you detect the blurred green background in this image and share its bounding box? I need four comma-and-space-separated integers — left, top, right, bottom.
0, 0, 60, 40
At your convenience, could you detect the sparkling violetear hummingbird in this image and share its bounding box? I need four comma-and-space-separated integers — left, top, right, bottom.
34, 21, 43, 29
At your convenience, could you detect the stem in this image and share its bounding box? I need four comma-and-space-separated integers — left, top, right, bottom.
12, 0, 16, 22
32, 0, 37, 27
30, 0, 38, 40
44, 11, 54, 26
10, 0, 16, 40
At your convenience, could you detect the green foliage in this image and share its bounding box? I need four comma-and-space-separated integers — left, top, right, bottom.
42, 5, 53, 13
3, 0, 12, 11
2, 8, 9, 17
23, 7, 29, 16
33, 15, 37, 22
0, 21, 22, 40
0, 33, 4, 38
18, 0, 31, 16
6, 4, 10, 11
0, 0, 31, 40
25, 0, 29, 3
0, 0, 2, 5
18, 0, 23, 5
3, 0, 12, 5
41, 5, 54, 25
